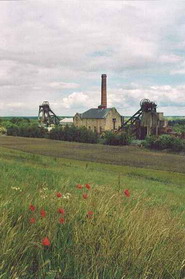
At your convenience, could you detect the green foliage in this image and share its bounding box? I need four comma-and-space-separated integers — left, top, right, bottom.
9, 117, 30, 125
143, 135, 185, 152
168, 119, 185, 126
0, 117, 139, 147
103, 131, 131, 146
2, 117, 36, 129
167, 119, 185, 134
6, 122, 47, 138
49, 125, 98, 144
173, 124, 185, 133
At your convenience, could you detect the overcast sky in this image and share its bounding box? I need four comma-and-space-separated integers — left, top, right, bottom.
0, 1, 185, 116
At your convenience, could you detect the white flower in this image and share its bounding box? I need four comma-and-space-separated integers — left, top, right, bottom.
11, 186, 22, 192
63, 193, 71, 200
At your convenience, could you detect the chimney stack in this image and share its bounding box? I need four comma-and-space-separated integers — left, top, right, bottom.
98, 74, 107, 109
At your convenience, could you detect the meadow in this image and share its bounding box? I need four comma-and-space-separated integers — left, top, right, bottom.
1, 136, 185, 278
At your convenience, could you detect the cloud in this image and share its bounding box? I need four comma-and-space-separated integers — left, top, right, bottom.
0, 1, 185, 116
159, 54, 183, 64
50, 84, 185, 117
49, 82, 79, 89
62, 92, 97, 109
171, 61, 185, 75
1, 82, 185, 116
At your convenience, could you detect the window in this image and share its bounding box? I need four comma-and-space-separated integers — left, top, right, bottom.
112, 118, 116, 130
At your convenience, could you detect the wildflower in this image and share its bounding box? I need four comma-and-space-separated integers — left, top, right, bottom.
85, 184, 91, 190
56, 192, 62, 198
83, 193, 88, 199
29, 204, 36, 211
40, 195, 47, 199
63, 193, 71, 199
124, 189, 130, 197
42, 237, 51, 246
59, 217, 65, 224
87, 211, 94, 218
29, 217, 36, 224
57, 208, 65, 215
11, 186, 22, 191
40, 209, 46, 218
76, 184, 83, 189
66, 193, 71, 196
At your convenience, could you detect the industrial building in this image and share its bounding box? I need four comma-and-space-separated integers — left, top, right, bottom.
38, 74, 167, 139
73, 74, 122, 133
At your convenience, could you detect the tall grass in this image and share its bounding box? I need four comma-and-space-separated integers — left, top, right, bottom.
1, 184, 185, 279
0, 147, 185, 278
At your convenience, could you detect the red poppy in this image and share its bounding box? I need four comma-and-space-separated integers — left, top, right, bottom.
124, 189, 130, 197
59, 217, 65, 224
42, 237, 51, 246
76, 184, 83, 189
57, 208, 65, 215
85, 184, 91, 190
56, 192, 62, 198
83, 193, 88, 199
40, 209, 46, 218
29, 204, 36, 211
29, 217, 36, 224
87, 211, 94, 218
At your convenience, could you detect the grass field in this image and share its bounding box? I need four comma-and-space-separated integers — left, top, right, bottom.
1, 136, 185, 278
1, 136, 185, 173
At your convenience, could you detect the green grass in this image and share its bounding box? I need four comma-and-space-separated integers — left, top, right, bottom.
0, 139, 185, 278
1, 136, 185, 173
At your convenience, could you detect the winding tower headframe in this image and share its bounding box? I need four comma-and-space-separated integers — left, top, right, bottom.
119, 99, 157, 131
38, 101, 60, 126
140, 99, 157, 113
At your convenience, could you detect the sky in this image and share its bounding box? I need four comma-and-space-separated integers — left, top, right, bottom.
0, 0, 185, 117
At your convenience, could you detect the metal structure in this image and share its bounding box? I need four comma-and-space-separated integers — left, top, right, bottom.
38, 101, 60, 126
140, 99, 157, 113
120, 99, 157, 128
119, 99, 158, 138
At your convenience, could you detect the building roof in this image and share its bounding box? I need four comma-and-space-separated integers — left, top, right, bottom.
60, 118, 73, 123
80, 108, 112, 119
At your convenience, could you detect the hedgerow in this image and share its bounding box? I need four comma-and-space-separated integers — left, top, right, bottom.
143, 135, 185, 152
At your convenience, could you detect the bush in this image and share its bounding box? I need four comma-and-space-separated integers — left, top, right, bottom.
103, 131, 131, 146
168, 119, 185, 126
9, 117, 30, 125
49, 125, 98, 144
143, 135, 185, 152
6, 121, 98, 144
173, 124, 185, 133
6, 123, 46, 138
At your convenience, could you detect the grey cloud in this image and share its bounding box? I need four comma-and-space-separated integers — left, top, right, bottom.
0, 1, 185, 116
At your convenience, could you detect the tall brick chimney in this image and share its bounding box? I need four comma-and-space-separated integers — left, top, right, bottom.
98, 74, 107, 109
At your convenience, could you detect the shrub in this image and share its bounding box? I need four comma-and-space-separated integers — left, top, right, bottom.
9, 117, 30, 125
49, 125, 98, 144
143, 135, 185, 152
6, 123, 46, 138
103, 131, 131, 146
